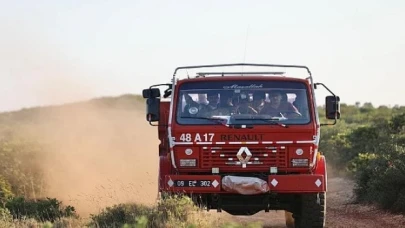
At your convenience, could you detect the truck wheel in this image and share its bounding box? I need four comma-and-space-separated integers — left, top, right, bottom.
296, 192, 326, 228
285, 211, 295, 228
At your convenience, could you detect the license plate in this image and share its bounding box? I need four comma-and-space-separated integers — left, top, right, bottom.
173, 180, 213, 187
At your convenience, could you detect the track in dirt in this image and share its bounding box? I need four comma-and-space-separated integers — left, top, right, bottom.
17, 100, 405, 227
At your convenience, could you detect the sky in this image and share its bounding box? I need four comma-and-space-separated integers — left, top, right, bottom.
0, 0, 404, 112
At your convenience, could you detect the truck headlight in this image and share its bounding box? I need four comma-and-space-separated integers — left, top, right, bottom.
180, 159, 197, 167
291, 158, 309, 167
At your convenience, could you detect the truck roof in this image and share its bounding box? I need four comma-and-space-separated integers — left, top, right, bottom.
172, 63, 314, 83
178, 75, 309, 84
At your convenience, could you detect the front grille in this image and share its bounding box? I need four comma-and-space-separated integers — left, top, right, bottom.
201, 145, 288, 169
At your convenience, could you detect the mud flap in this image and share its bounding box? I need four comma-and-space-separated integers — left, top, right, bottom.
221, 175, 270, 195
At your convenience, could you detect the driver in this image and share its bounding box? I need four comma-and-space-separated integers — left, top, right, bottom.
182, 94, 200, 117
261, 90, 301, 118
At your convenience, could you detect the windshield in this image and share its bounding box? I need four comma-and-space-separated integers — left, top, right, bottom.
176, 80, 311, 126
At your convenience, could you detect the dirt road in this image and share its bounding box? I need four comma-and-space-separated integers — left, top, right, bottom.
224, 177, 405, 228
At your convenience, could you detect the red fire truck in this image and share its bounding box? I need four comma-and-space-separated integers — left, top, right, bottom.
142, 63, 340, 228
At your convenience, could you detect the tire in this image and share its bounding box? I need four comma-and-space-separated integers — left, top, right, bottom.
295, 192, 326, 228
285, 211, 295, 228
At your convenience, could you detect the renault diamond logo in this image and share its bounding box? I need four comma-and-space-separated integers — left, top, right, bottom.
237, 147, 252, 168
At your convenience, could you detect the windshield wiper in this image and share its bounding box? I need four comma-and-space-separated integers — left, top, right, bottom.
180, 116, 230, 127
260, 119, 289, 128
233, 117, 289, 128
180, 116, 288, 128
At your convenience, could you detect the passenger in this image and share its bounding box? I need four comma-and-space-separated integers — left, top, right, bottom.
234, 92, 258, 114
252, 91, 268, 114
232, 95, 240, 108
205, 91, 219, 110
261, 90, 301, 118
198, 91, 220, 117
293, 93, 305, 115
218, 91, 234, 108
198, 94, 208, 105
210, 91, 235, 115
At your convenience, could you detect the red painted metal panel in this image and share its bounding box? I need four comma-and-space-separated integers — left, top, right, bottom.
314, 155, 327, 191
158, 101, 170, 156
268, 174, 326, 193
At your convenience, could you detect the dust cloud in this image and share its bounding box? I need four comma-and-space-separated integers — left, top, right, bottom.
1, 23, 160, 216
26, 102, 160, 216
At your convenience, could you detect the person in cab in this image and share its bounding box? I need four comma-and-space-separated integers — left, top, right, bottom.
182, 93, 200, 117
261, 90, 301, 118
252, 91, 271, 114
234, 92, 259, 115
197, 91, 220, 117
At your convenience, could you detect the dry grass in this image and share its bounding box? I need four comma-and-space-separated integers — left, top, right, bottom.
0, 195, 263, 228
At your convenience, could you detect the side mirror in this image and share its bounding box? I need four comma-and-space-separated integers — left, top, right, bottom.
143, 88, 161, 99
146, 98, 160, 122
325, 96, 340, 120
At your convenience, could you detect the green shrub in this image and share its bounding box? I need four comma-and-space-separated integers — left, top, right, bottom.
353, 159, 405, 213
5, 196, 77, 222
350, 139, 405, 213
89, 203, 152, 228
155, 194, 196, 222
89, 195, 206, 228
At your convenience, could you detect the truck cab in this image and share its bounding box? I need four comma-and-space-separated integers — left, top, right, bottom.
142, 63, 340, 228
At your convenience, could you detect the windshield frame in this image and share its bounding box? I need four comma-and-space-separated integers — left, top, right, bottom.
174, 78, 314, 126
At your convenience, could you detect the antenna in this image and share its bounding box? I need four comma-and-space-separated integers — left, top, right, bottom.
241, 25, 250, 75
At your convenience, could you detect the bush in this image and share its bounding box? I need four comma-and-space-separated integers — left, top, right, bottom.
5, 196, 77, 222
89, 195, 211, 228
89, 203, 152, 228
351, 149, 405, 212
348, 116, 405, 213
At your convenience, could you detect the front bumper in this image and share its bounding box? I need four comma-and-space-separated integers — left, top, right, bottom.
163, 174, 326, 194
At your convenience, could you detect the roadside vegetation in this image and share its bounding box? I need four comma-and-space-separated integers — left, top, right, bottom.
1, 94, 405, 227
319, 103, 405, 213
